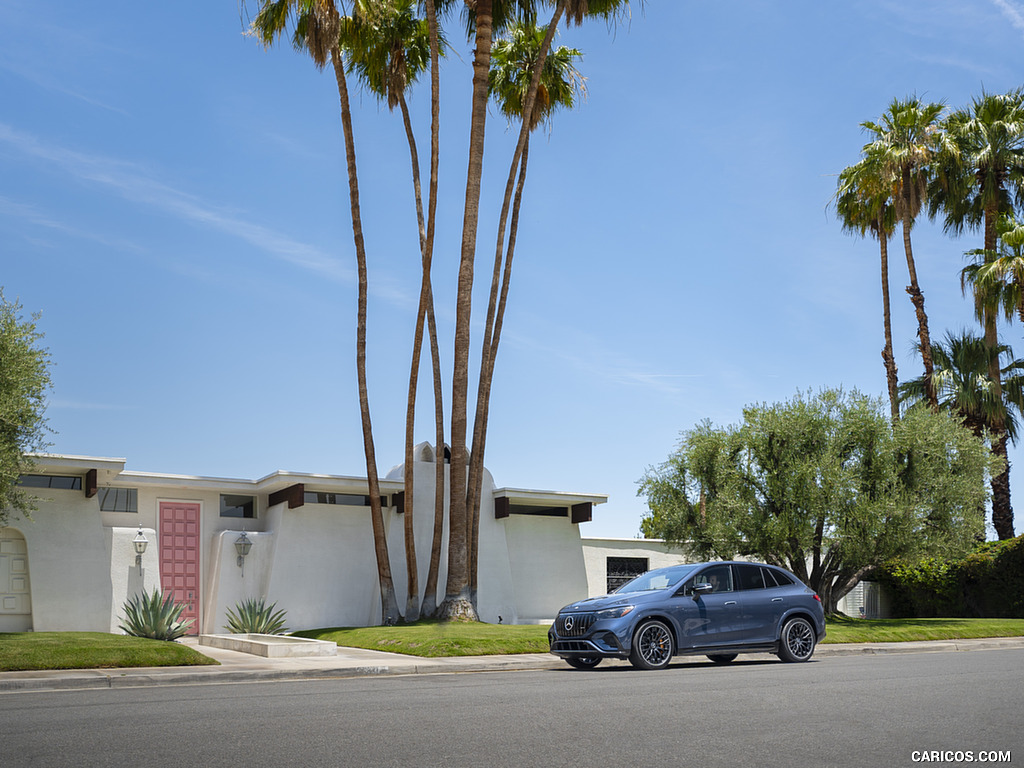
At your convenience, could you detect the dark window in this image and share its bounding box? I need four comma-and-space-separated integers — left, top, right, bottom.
220, 494, 255, 518
18, 474, 82, 490
768, 568, 794, 586
508, 504, 568, 517
303, 492, 389, 507
607, 557, 649, 593
98, 487, 138, 513
736, 563, 766, 590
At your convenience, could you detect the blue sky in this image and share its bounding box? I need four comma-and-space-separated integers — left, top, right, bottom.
2, 1, 1023, 539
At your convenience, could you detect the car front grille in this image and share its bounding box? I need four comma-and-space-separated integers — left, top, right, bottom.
556, 611, 596, 637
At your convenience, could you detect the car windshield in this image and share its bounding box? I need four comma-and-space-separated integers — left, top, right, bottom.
615, 564, 698, 593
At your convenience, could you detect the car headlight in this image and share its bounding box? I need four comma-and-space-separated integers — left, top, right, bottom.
595, 605, 635, 620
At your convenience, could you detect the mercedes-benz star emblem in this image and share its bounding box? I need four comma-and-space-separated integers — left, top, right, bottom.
564, 615, 575, 631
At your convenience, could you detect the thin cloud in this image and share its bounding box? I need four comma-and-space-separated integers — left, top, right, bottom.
0, 195, 144, 252
0, 122, 354, 284
992, 0, 1024, 38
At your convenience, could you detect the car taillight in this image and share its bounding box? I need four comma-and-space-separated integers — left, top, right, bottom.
813, 594, 821, 602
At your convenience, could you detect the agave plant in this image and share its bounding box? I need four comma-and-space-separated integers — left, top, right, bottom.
224, 597, 288, 635
120, 588, 194, 641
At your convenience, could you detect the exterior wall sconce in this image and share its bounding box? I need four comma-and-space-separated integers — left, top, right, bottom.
132, 526, 148, 574
235, 531, 252, 569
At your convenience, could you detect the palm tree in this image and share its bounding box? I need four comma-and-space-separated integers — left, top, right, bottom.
861, 97, 946, 411
900, 330, 1024, 539
933, 90, 1024, 539
248, 0, 401, 622
901, 330, 1024, 441
961, 213, 1024, 539
441, 0, 629, 621
464, 22, 584, 602
834, 155, 900, 422
339, 0, 448, 622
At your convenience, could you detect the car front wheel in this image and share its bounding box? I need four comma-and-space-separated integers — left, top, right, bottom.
778, 617, 816, 662
629, 619, 674, 670
565, 656, 602, 670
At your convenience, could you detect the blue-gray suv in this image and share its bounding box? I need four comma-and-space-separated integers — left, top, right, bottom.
549, 561, 826, 670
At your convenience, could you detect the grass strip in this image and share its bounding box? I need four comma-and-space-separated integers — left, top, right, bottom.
0, 632, 219, 671
821, 616, 1024, 644
295, 620, 551, 657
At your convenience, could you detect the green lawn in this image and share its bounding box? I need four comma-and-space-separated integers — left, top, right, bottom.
0, 632, 219, 672
295, 620, 551, 657
821, 616, 1024, 644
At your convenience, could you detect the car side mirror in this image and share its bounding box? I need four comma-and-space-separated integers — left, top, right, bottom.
691, 583, 713, 600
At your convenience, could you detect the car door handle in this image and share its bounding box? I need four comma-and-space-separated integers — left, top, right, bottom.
771, 598, 783, 602
724, 600, 737, 606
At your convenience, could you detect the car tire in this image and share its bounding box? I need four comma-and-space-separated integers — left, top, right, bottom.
777, 617, 816, 662
706, 653, 738, 664
565, 656, 602, 670
629, 619, 674, 670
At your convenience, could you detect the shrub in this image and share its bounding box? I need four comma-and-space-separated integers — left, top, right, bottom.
120, 589, 194, 641
879, 535, 1024, 618
224, 597, 288, 635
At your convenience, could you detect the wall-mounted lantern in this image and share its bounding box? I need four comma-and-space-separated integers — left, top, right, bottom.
235, 531, 253, 570
132, 526, 148, 574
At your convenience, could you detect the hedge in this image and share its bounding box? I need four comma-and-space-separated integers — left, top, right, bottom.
878, 535, 1024, 618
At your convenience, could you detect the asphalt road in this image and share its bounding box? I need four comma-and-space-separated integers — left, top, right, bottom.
2, 649, 1020, 768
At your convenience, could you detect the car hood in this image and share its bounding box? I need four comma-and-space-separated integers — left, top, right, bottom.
559, 590, 663, 613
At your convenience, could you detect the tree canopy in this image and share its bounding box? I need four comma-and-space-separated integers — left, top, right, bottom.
0, 290, 52, 526
638, 388, 996, 613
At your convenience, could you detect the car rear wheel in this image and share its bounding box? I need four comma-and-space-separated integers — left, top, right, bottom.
629, 619, 674, 670
565, 656, 602, 670
706, 653, 738, 664
778, 617, 816, 662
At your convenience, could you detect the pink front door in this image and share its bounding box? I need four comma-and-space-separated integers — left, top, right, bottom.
159, 502, 200, 634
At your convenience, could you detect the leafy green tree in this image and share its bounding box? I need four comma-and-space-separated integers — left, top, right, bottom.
0, 291, 52, 526
861, 97, 947, 409
930, 89, 1024, 540
835, 155, 900, 421
639, 389, 995, 613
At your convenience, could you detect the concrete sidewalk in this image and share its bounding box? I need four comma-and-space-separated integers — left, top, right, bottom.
2, 636, 1023, 693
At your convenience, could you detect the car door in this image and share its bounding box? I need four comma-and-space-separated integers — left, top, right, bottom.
668, 564, 743, 649
734, 563, 776, 643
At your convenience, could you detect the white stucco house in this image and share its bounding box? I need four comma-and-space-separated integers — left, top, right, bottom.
1, 445, 703, 635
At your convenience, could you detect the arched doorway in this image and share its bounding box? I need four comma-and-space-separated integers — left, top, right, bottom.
0, 528, 32, 632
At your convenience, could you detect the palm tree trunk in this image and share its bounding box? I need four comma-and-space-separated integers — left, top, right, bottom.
442, 0, 494, 621
329, 42, 399, 623
984, 206, 1015, 539
466, 4, 566, 603
469, 136, 530, 598
399, 93, 426, 623
878, 221, 899, 422
420, 0, 446, 619
901, 173, 936, 411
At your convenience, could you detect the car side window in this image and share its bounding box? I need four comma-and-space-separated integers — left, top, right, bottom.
768, 568, 794, 586
761, 567, 780, 587
693, 564, 733, 593
736, 563, 765, 590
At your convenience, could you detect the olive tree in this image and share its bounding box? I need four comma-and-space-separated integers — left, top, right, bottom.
639, 388, 996, 613
0, 290, 52, 525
